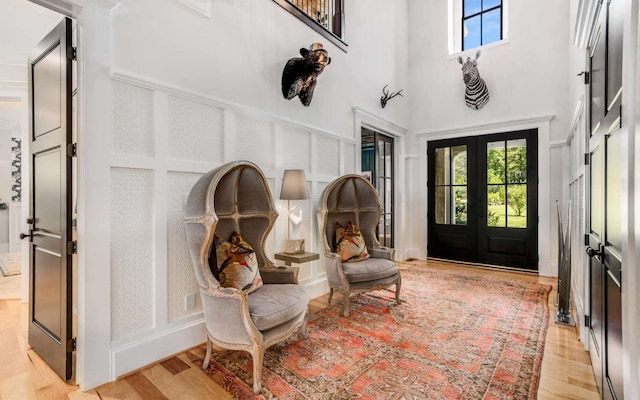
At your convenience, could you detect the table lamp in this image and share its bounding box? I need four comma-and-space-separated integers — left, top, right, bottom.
280, 169, 309, 254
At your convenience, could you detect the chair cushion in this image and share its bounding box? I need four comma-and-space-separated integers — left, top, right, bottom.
248, 284, 310, 331
213, 232, 263, 294
342, 257, 398, 283
335, 221, 370, 262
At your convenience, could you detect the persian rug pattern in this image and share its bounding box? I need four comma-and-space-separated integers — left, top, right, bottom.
192, 265, 551, 399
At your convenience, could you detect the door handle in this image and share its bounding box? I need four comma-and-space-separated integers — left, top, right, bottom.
19, 232, 32, 240
586, 246, 602, 257
26, 217, 34, 224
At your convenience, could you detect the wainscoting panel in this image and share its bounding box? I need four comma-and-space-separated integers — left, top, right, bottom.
167, 95, 224, 163
112, 81, 154, 157
110, 167, 155, 341
109, 72, 358, 377
167, 171, 203, 323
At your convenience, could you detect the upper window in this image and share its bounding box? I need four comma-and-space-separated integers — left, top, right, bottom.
449, 0, 508, 55
273, 0, 347, 52
462, 0, 502, 50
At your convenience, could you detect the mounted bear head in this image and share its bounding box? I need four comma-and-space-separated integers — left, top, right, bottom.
281, 43, 331, 107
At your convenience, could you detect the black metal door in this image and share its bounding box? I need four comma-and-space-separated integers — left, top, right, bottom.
427, 137, 478, 262
587, 1, 624, 398
476, 129, 538, 270
26, 17, 74, 381
428, 130, 538, 271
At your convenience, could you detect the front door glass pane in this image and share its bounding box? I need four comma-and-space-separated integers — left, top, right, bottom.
487, 185, 505, 227
435, 147, 450, 185
487, 141, 505, 184
507, 139, 527, 183
507, 184, 527, 228
452, 145, 467, 184
454, 186, 468, 224
435, 186, 449, 224
435, 145, 467, 225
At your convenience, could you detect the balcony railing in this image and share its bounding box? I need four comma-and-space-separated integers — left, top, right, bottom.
273, 0, 346, 51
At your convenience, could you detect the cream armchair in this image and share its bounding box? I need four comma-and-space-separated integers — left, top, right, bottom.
184, 161, 309, 393
318, 174, 401, 317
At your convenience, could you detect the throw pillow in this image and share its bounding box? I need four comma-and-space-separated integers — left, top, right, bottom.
335, 221, 370, 262
213, 232, 263, 293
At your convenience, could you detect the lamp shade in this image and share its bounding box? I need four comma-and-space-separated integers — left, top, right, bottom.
280, 169, 309, 200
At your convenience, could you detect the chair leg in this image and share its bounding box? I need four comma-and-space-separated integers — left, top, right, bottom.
202, 337, 212, 369
343, 293, 350, 317
301, 310, 309, 339
395, 276, 402, 305
328, 288, 334, 304
252, 347, 264, 393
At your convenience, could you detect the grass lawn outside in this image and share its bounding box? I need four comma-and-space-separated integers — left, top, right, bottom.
488, 204, 527, 228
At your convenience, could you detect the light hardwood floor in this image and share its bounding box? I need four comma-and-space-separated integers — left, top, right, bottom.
0, 260, 600, 399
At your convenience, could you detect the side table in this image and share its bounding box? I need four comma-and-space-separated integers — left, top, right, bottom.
274, 252, 320, 266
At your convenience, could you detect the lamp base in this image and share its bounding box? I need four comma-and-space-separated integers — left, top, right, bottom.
284, 239, 305, 254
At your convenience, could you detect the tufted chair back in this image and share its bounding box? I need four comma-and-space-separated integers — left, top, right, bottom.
319, 175, 382, 254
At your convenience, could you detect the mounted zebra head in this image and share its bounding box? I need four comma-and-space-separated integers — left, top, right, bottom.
458, 51, 481, 85
457, 50, 490, 110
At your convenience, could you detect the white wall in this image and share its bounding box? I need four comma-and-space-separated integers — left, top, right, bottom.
406, 0, 571, 276
101, 0, 410, 383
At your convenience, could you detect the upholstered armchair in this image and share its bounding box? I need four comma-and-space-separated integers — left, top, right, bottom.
184, 161, 309, 393
318, 174, 401, 317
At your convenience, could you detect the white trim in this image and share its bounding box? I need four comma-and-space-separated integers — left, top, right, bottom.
574, 0, 600, 48
418, 116, 555, 276
0, 81, 27, 90
550, 140, 568, 148
111, 317, 206, 380
353, 107, 408, 137
417, 115, 554, 139
568, 97, 586, 142
175, 0, 211, 18
353, 107, 408, 260
111, 70, 357, 145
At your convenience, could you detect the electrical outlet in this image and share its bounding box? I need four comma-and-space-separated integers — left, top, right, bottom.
185, 293, 196, 310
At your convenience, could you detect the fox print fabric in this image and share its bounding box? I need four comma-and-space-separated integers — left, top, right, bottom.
335, 221, 370, 262
213, 231, 263, 293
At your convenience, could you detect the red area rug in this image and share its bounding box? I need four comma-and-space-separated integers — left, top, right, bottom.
190, 264, 551, 399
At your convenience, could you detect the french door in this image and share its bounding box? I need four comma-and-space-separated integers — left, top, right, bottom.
361, 128, 394, 247
586, 0, 624, 398
427, 129, 538, 270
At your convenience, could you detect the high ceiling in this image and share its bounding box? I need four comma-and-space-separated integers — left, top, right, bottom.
0, 0, 62, 66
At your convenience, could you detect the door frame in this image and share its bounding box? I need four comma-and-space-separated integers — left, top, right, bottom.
418, 115, 554, 276
354, 107, 408, 258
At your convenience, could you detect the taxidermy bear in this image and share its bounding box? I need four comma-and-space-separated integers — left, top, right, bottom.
281, 42, 331, 107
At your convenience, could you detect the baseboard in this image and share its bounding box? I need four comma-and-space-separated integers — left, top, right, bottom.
302, 276, 329, 299
571, 286, 589, 349
110, 318, 206, 380
403, 248, 421, 261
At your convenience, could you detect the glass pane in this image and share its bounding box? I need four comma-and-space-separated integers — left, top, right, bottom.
464, 0, 481, 16
590, 146, 603, 234
452, 145, 467, 185
435, 147, 451, 185
463, 16, 481, 50
487, 141, 505, 184
606, 132, 621, 249
385, 142, 392, 178
487, 185, 506, 227
507, 184, 527, 228
435, 186, 451, 224
454, 186, 467, 225
507, 139, 527, 183
483, 0, 501, 10
377, 140, 385, 178
482, 8, 501, 45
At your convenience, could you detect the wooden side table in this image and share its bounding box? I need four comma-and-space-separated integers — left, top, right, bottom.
274, 252, 320, 266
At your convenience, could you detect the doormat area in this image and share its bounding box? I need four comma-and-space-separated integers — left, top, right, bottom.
0, 253, 21, 277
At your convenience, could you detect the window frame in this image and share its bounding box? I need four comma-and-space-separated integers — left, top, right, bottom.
462, 0, 503, 51
272, 0, 348, 52
448, 0, 509, 56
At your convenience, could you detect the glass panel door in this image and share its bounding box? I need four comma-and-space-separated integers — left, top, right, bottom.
361, 128, 394, 247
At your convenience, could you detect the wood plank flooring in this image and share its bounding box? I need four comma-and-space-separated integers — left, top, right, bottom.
0, 259, 600, 399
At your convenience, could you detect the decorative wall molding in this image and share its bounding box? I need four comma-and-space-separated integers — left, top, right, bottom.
0, 81, 27, 91
568, 98, 585, 141
550, 140, 568, 148
111, 70, 357, 145
574, 0, 601, 48
175, 0, 212, 18
417, 115, 555, 139
353, 107, 408, 138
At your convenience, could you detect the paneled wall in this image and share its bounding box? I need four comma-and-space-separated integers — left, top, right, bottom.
109, 74, 356, 342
